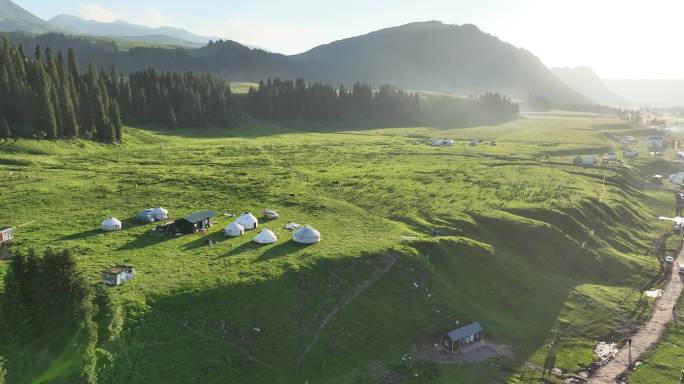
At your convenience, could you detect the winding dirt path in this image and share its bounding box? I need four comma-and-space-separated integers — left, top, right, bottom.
590, 248, 684, 383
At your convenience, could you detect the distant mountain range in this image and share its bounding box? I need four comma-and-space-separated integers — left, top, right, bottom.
47, 14, 217, 46
0, 0, 593, 104
551, 67, 625, 107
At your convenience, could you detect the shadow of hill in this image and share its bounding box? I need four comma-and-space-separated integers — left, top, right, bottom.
96, 236, 607, 384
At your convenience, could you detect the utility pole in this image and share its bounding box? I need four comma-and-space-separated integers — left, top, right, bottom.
628, 338, 633, 367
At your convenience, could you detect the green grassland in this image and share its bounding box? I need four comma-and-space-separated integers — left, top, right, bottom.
0, 114, 679, 383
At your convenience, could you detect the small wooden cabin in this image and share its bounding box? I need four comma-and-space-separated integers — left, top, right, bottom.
443, 322, 484, 353
174, 211, 216, 234
102, 265, 135, 286
0, 227, 13, 244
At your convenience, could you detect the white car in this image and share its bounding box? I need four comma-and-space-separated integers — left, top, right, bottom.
665, 256, 674, 264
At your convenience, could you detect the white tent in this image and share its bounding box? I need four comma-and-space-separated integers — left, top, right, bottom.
293, 225, 321, 244
101, 217, 122, 232
224, 221, 245, 237
137, 207, 169, 222
262, 209, 280, 219
253, 229, 278, 244
237, 212, 259, 230
151, 207, 169, 220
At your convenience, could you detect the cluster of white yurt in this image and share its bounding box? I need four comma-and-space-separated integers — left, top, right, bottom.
137, 207, 169, 222
101, 217, 122, 232
253, 229, 278, 244
293, 225, 321, 244
236, 212, 259, 230
224, 221, 245, 237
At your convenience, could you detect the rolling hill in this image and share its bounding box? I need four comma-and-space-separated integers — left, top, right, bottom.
0, 0, 57, 34
552, 66, 626, 107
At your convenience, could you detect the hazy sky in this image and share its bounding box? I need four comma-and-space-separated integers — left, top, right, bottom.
14, 0, 684, 79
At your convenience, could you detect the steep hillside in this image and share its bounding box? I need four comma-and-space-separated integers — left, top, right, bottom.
294, 21, 590, 104
0, 0, 57, 34
552, 66, 626, 107
48, 14, 214, 46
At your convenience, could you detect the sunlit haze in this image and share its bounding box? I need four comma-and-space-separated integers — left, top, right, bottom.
13, 0, 684, 79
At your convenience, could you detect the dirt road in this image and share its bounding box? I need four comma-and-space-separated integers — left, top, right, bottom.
590, 250, 684, 383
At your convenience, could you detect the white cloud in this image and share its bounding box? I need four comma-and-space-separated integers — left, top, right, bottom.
78, 4, 170, 29
135, 8, 170, 28
79, 4, 117, 23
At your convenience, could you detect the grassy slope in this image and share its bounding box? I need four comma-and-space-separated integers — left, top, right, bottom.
0, 115, 674, 383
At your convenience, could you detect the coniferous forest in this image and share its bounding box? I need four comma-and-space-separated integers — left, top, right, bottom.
246, 78, 421, 122
0, 40, 122, 142
0, 37, 523, 143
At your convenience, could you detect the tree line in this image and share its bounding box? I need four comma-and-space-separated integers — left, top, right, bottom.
117, 68, 239, 128
246, 78, 421, 122
0, 40, 122, 142
0, 249, 120, 383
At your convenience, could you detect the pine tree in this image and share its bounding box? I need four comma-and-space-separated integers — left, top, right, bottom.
109, 100, 122, 142
60, 82, 79, 138
35, 63, 58, 139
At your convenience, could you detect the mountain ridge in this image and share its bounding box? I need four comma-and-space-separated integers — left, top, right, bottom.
47, 13, 219, 45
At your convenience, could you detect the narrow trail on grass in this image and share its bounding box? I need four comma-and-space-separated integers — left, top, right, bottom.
157, 310, 278, 375
296, 253, 397, 368
590, 247, 684, 383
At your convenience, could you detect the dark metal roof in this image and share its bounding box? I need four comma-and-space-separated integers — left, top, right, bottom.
447, 322, 483, 342
179, 211, 216, 223
103, 265, 134, 274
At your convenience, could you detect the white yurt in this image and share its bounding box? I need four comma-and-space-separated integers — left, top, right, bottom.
137, 207, 169, 222
101, 217, 122, 232
237, 212, 259, 230
293, 225, 321, 244
224, 222, 245, 237
262, 209, 280, 219
151, 207, 169, 221
253, 229, 278, 244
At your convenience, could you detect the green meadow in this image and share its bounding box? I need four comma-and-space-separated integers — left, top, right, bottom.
0, 114, 678, 383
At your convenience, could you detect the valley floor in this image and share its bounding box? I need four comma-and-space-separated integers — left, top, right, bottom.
0, 115, 679, 383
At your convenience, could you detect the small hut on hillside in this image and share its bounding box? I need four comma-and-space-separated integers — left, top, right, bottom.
0, 227, 13, 244
443, 322, 484, 353
174, 211, 215, 234
102, 265, 136, 286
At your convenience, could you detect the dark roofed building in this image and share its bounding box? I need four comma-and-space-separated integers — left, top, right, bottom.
443, 322, 483, 353
174, 211, 216, 234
